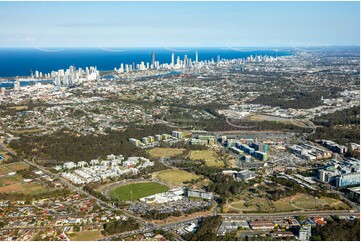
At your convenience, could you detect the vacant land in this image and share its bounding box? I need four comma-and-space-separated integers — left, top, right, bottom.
187, 150, 224, 167
246, 114, 292, 123
148, 148, 185, 158
0, 175, 47, 195
156, 169, 201, 186
225, 193, 349, 213
273, 193, 349, 211
69, 230, 104, 241
0, 162, 29, 175
8, 105, 28, 110
226, 196, 273, 212
109, 182, 168, 201
11, 129, 44, 134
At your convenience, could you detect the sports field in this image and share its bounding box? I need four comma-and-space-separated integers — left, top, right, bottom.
147, 148, 185, 158
0, 175, 47, 195
69, 230, 103, 241
156, 169, 201, 186
187, 150, 224, 167
109, 182, 168, 201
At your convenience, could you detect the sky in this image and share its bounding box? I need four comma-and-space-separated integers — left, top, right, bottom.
0, 1, 359, 48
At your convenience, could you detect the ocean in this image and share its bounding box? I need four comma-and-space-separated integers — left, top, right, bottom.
0, 48, 291, 78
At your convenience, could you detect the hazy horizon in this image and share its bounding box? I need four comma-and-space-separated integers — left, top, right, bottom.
0, 1, 359, 48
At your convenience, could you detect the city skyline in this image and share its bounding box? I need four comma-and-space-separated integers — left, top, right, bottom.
0, 1, 359, 48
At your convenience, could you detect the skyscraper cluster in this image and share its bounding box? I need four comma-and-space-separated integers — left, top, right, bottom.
53, 65, 99, 86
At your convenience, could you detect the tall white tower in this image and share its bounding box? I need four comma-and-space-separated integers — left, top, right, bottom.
14, 77, 20, 91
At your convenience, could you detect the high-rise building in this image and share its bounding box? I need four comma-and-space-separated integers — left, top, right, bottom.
184, 55, 188, 67
195, 51, 198, 63
217, 55, 221, 63
14, 77, 20, 91
298, 226, 311, 241
171, 53, 175, 66
151, 52, 156, 68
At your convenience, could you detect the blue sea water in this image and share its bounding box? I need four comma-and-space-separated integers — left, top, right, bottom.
0, 80, 53, 89
0, 48, 291, 78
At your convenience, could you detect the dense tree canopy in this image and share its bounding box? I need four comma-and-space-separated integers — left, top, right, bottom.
311, 219, 360, 241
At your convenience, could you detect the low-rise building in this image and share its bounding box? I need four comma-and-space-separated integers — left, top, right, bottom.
235, 170, 256, 180
249, 220, 274, 230
187, 189, 214, 200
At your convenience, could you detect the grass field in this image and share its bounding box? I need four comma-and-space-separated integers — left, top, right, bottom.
69, 230, 104, 241
156, 169, 201, 186
187, 150, 224, 167
0, 162, 29, 175
0, 175, 47, 195
148, 148, 185, 158
109, 182, 168, 201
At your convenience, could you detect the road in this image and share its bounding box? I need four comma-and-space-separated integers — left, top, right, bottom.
99, 209, 359, 240
219, 210, 359, 218
0, 143, 17, 156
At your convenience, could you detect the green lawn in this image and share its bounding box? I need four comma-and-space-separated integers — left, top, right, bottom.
109, 182, 168, 201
